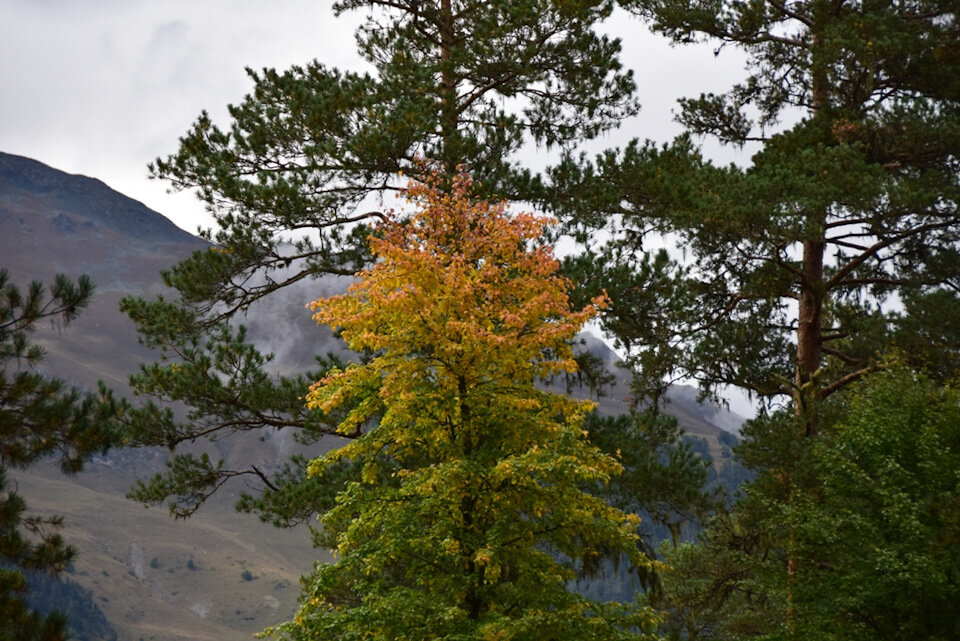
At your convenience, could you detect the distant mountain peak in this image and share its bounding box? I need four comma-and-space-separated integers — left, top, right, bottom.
0, 151, 197, 245
0, 150, 206, 292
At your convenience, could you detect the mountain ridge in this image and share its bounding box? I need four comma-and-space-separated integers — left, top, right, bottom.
0, 151, 193, 245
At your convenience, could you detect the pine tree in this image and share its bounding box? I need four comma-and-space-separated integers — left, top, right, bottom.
0, 269, 121, 640
551, 0, 960, 428
122, 0, 638, 521
545, 2, 960, 635
266, 169, 657, 641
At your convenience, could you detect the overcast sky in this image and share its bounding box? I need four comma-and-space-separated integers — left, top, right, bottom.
0, 1, 753, 235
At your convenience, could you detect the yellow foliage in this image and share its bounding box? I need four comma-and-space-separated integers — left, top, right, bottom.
283, 167, 650, 641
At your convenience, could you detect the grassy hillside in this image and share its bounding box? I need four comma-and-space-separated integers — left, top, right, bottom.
16, 463, 324, 641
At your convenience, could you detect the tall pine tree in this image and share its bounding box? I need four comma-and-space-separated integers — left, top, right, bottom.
122, 0, 638, 522
551, 0, 960, 429
546, 2, 960, 636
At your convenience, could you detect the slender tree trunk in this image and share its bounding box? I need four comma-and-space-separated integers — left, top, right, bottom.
788, 5, 831, 635
795, 2, 829, 432
788, 231, 825, 633
796, 234, 825, 436
439, 0, 458, 176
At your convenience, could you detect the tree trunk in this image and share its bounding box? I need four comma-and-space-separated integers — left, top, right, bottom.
796, 235, 825, 436
789, 6, 830, 634
439, 0, 458, 176
795, 0, 830, 434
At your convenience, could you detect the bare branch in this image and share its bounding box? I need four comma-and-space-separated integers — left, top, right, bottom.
820, 364, 883, 399
827, 219, 958, 290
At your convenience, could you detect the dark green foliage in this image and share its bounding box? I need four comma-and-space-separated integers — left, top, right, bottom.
581, 410, 723, 602
0, 472, 72, 641
655, 408, 807, 640
793, 370, 960, 640
551, 0, 960, 419
1, 271, 119, 474
581, 409, 748, 606
561, 246, 705, 406
0, 269, 122, 641
660, 370, 960, 640
657, 504, 788, 641
122, 0, 639, 523
241, 570, 255, 582
552, 11, 960, 631
125, 347, 369, 524
588, 411, 717, 551
709, 456, 752, 503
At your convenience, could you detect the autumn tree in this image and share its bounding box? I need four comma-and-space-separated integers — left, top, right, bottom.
262, 170, 656, 641
0, 269, 121, 640
121, 0, 638, 522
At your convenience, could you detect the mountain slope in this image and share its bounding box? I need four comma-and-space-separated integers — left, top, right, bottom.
2, 151, 317, 641
0, 151, 208, 394
0, 151, 191, 248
